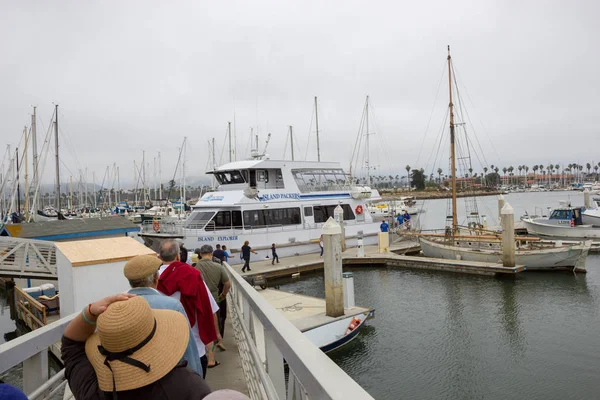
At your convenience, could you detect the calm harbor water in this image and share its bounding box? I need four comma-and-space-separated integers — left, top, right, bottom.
278, 191, 600, 399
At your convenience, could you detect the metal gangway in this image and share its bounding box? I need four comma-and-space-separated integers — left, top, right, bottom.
0, 254, 374, 399
0, 236, 58, 279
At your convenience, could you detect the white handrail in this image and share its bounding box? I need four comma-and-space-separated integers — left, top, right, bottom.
223, 261, 373, 399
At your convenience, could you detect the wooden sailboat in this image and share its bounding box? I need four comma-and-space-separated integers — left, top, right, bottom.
417, 47, 592, 271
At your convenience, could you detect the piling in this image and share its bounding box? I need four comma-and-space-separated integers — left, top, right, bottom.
357, 231, 365, 257
322, 217, 344, 317
342, 272, 355, 308
378, 231, 389, 253
497, 194, 505, 224
584, 190, 591, 208
501, 202, 515, 268
334, 204, 346, 252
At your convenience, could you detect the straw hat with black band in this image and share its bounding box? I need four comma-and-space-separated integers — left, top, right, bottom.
85, 296, 189, 393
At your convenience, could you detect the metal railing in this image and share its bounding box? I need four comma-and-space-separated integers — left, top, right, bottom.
0, 236, 57, 279
224, 262, 374, 399
0, 313, 76, 398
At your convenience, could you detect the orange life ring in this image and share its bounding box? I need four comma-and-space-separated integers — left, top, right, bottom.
355, 205, 364, 215
152, 220, 160, 232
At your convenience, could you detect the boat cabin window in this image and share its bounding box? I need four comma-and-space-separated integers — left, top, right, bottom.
184, 211, 215, 228
257, 170, 269, 183
249, 170, 257, 187
275, 169, 284, 188
243, 207, 301, 227
214, 170, 245, 185
550, 210, 571, 220
204, 210, 243, 230
291, 168, 352, 193
313, 204, 356, 223
304, 206, 313, 217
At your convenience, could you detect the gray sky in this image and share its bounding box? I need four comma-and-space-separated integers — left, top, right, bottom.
1, 0, 599, 187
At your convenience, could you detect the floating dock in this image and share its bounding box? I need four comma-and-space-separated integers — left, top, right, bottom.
235, 240, 525, 278
261, 288, 371, 332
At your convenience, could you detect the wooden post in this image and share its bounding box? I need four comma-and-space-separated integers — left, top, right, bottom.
23, 349, 48, 395
584, 189, 591, 208
497, 194, 505, 225
322, 217, 344, 317
334, 205, 346, 252
501, 202, 515, 267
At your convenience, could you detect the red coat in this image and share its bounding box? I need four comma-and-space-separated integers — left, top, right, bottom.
158, 261, 218, 345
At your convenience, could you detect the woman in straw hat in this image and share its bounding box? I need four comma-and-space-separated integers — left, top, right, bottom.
61, 294, 212, 399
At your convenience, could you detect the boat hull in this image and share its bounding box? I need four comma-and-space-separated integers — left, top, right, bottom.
419, 236, 591, 271
521, 218, 600, 239
303, 312, 371, 353
582, 210, 600, 227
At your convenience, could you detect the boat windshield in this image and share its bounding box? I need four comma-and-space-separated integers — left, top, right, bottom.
550, 209, 571, 220
214, 170, 245, 185
184, 211, 215, 228
291, 168, 352, 193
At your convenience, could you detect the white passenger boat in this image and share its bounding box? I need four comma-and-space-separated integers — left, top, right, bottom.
139, 158, 381, 263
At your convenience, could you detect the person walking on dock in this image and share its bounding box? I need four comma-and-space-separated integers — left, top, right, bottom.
158, 240, 219, 378
380, 220, 389, 233
61, 294, 212, 399
123, 254, 202, 376
241, 241, 257, 272
271, 243, 280, 265
403, 210, 411, 230
195, 245, 230, 354
396, 213, 405, 230
213, 244, 225, 264
319, 235, 324, 257
222, 245, 230, 263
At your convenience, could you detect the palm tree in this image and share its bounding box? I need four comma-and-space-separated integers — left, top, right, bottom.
508, 166, 514, 185
518, 165, 523, 183
502, 167, 508, 185
483, 167, 488, 186
595, 165, 599, 180
405, 165, 411, 190
587, 162, 592, 176
437, 168, 443, 184
532, 165, 539, 184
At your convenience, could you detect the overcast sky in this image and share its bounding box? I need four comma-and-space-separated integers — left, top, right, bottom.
1, 0, 599, 187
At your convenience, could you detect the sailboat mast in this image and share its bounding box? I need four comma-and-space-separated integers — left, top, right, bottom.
31, 106, 38, 212
24, 126, 29, 216
447, 46, 458, 233
314, 96, 321, 162
228, 122, 232, 162
365, 95, 371, 187
54, 104, 61, 212
158, 152, 162, 200
289, 126, 294, 161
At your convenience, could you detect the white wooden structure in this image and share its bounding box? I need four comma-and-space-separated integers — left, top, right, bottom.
56, 237, 155, 315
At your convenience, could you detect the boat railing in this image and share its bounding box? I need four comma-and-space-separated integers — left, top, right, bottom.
223, 261, 373, 399
174, 219, 368, 237
14, 286, 48, 330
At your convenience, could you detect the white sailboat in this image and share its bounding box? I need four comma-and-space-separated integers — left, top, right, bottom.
416, 47, 592, 272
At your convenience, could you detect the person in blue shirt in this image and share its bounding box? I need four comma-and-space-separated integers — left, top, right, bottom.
380, 220, 389, 233
403, 211, 411, 229
396, 213, 405, 229
123, 254, 203, 377
221, 245, 230, 262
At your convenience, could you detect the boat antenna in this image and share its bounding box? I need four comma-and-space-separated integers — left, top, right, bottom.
448, 46, 458, 233
314, 96, 321, 162
228, 121, 232, 162
289, 126, 294, 161
365, 95, 371, 187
